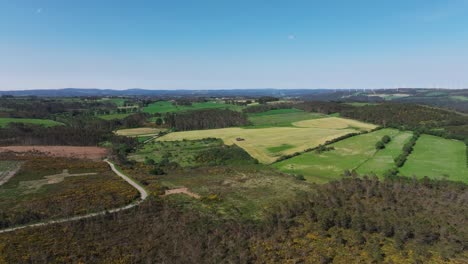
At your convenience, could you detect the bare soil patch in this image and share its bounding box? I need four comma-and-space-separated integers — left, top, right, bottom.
163, 187, 200, 199
0, 146, 108, 161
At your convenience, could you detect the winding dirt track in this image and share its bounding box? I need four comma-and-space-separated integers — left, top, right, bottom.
0, 159, 148, 234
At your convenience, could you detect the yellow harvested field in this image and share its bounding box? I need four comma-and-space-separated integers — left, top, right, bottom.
158, 117, 376, 164
292, 117, 377, 130
115, 127, 165, 137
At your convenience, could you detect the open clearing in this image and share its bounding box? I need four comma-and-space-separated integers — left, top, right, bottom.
158, 117, 376, 163
115, 127, 165, 137
0, 118, 63, 128
143, 100, 243, 114
274, 129, 410, 183
129, 138, 225, 167
400, 135, 468, 183
159, 166, 312, 220
0, 146, 108, 161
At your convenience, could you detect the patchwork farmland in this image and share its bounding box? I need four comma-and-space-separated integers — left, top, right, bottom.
273, 129, 412, 183
157, 117, 377, 163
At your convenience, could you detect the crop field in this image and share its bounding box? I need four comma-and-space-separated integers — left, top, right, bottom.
274, 129, 411, 183
247, 108, 325, 128
0, 118, 63, 128
158, 117, 377, 163
129, 138, 225, 167
0, 155, 138, 228
143, 100, 243, 114
400, 135, 468, 183
115, 127, 166, 137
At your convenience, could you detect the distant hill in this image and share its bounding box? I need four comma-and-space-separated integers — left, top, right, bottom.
0, 88, 333, 97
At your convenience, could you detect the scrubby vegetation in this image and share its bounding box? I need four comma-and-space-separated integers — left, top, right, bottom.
0, 155, 138, 228
0, 176, 465, 263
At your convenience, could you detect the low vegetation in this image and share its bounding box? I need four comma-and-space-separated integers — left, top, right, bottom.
0, 155, 138, 228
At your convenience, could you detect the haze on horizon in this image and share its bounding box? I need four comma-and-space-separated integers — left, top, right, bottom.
1, 0, 468, 90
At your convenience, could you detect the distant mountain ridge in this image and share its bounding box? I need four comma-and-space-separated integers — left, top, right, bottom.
0, 88, 334, 97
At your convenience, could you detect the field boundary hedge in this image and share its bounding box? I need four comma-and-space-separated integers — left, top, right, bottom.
274, 126, 383, 163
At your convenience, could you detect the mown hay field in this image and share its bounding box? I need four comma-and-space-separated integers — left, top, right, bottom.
158, 117, 377, 164
274, 129, 411, 183
400, 135, 468, 183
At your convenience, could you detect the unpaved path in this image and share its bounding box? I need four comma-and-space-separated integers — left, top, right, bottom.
0, 159, 148, 234
163, 187, 200, 199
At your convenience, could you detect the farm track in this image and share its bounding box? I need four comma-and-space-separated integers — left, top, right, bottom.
0, 159, 148, 234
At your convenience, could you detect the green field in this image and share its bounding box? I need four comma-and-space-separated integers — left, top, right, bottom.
143, 100, 243, 114
400, 135, 468, 183
99, 98, 126, 106
449, 95, 468, 101
0, 118, 63, 128
115, 127, 165, 137
129, 138, 225, 167
247, 109, 325, 128
356, 131, 413, 175
158, 117, 377, 163
274, 129, 410, 183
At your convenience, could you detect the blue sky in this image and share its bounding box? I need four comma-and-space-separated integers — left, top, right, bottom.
1, 0, 468, 90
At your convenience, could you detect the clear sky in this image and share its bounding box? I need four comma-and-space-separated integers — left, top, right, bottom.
1, 0, 468, 90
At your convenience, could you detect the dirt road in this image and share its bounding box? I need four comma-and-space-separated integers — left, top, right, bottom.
0, 159, 148, 234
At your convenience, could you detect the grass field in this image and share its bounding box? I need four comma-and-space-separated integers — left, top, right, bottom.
0, 118, 63, 128
0, 156, 138, 228
158, 117, 377, 163
400, 135, 468, 183
356, 131, 413, 175
143, 100, 243, 114
247, 108, 325, 128
273, 129, 411, 183
99, 98, 126, 106
129, 138, 224, 167
450, 95, 468, 101
115, 127, 165, 137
